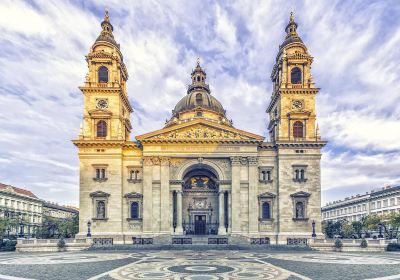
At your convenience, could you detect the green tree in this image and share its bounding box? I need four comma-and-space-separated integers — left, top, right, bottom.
0, 218, 10, 239
351, 221, 364, 238
342, 222, 356, 238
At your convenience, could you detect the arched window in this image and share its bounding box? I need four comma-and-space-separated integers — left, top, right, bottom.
293, 121, 303, 138
262, 202, 271, 219
295, 169, 299, 180
300, 169, 305, 180
197, 76, 200, 82
196, 93, 203, 105
291, 67, 301, 84
295, 201, 304, 218
131, 202, 139, 219
98, 66, 109, 83
97, 120, 107, 138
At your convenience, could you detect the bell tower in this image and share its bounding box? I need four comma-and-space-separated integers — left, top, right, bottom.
267, 12, 320, 143
79, 10, 133, 141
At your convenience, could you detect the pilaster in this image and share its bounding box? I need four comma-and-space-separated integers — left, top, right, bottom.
248, 156, 259, 234
230, 156, 241, 233
160, 157, 170, 233
142, 157, 153, 233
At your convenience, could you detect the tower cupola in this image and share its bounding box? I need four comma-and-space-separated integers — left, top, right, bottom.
188, 58, 210, 94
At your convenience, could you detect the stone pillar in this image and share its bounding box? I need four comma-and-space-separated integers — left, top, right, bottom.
175, 190, 183, 234
227, 190, 232, 233
218, 191, 226, 235
230, 157, 241, 233
160, 157, 170, 233
248, 156, 259, 234
142, 157, 153, 233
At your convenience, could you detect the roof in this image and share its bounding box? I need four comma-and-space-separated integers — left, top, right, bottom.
43, 201, 79, 214
0, 183, 38, 199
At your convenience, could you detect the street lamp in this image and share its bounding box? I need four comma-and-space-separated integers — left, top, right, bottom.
87, 220, 92, 237
378, 223, 383, 239
312, 220, 317, 238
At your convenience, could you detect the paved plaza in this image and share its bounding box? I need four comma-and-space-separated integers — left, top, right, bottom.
0, 250, 399, 280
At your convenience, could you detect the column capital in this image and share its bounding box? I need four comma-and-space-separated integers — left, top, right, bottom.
230, 156, 241, 166
248, 156, 258, 166
160, 157, 170, 166
218, 190, 225, 195
143, 157, 153, 166
176, 190, 183, 195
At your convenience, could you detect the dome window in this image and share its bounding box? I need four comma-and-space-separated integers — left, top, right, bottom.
197, 76, 200, 82
196, 93, 203, 105
196, 111, 203, 117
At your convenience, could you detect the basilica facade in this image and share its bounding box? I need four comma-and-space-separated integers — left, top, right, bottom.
73, 11, 326, 245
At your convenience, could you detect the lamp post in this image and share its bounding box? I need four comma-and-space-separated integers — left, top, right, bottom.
87, 220, 92, 237
378, 223, 383, 239
312, 220, 317, 238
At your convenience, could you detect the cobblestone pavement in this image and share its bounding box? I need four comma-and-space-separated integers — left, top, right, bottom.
0, 250, 399, 280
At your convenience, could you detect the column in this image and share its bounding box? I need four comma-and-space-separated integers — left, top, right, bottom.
231, 157, 241, 233
228, 190, 232, 233
248, 156, 259, 234
142, 157, 153, 233
175, 190, 183, 234
218, 191, 226, 235
160, 157, 170, 233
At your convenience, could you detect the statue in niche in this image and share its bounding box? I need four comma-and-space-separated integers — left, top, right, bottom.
295, 201, 304, 218
97, 201, 105, 219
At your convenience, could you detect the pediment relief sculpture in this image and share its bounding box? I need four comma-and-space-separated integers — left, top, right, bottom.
150, 125, 252, 140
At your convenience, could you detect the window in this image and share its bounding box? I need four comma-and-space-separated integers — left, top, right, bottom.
259, 167, 272, 182
293, 121, 304, 138
390, 198, 395, 206
96, 168, 106, 179
295, 201, 305, 218
291, 67, 302, 84
196, 111, 203, 117
97, 121, 107, 138
196, 93, 203, 105
98, 66, 108, 83
262, 202, 271, 219
127, 168, 141, 182
197, 76, 200, 82
96, 201, 106, 219
293, 166, 307, 182
377, 201, 381, 208
383, 200, 388, 207
130, 202, 139, 219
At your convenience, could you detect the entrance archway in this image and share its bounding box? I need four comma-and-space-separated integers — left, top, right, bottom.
181, 164, 219, 235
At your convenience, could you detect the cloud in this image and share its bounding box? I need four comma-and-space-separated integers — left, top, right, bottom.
0, 0, 399, 207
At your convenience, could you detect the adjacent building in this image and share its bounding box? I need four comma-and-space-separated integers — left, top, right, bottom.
74, 11, 327, 245
0, 183, 79, 238
42, 202, 79, 220
322, 185, 400, 222
0, 183, 43, 237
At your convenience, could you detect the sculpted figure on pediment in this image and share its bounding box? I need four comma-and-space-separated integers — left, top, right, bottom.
151, 125, 249, 140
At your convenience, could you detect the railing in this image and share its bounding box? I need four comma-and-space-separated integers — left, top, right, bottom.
182, 222, 219, 235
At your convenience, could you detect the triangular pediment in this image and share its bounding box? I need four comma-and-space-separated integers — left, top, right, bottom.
136, 119, 264, 143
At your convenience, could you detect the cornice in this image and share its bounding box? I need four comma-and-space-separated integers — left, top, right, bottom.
275, 140, 327, 148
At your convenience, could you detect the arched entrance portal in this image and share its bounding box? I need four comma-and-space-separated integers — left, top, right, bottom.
181, 164, 219, 235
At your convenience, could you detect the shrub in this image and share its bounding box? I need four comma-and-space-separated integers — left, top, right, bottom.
1, 240, 16, 251
360, 238, 368, 248
334, 239, 343, 248
387, 243, 400, 251
57, 238, 66, 249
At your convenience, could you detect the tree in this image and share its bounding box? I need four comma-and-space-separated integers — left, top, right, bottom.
0, 218, 10, 239
351, 221, 364, 238
323, 220, 343, 238
342, 222, 356, 238
381, 213, 400, 239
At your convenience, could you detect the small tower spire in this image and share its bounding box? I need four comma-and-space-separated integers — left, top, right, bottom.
285, 11, 299, 38
188, 57, 210, 94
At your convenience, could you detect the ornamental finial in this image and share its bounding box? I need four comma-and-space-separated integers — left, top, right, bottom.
290, 11, 294, 23
196, 57, 200, 66
104, 8, 110, 22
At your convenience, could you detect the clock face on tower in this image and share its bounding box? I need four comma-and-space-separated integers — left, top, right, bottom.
292, 100, 303, 110
96, 99, 108, 109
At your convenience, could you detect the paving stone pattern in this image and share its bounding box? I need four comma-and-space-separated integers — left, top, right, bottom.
0, 250, 398, 280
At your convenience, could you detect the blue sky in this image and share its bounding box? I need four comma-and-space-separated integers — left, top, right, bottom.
0, 0, 399, 206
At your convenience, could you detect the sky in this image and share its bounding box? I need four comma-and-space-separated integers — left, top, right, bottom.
0, 0, 399, 207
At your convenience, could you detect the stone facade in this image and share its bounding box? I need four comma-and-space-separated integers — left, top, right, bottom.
0, 183, 43, 237
322, 185, 400, 222
74, 11, 326, 245
42, 202, 79, 220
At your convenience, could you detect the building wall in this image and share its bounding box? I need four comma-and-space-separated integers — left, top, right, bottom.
322, 186, 400, 222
